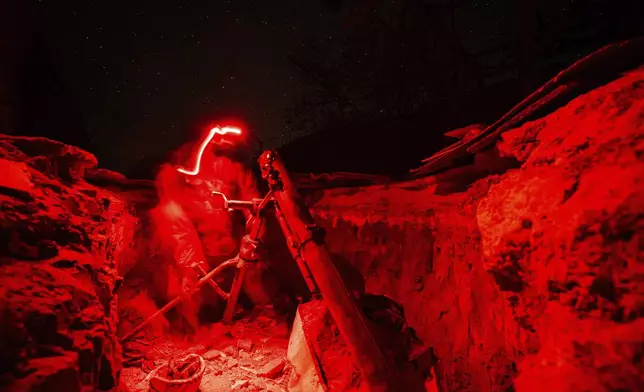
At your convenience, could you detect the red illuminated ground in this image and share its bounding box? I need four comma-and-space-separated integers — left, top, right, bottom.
120, 308, 292, 392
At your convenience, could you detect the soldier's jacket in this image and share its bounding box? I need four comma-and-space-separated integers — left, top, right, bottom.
152, 149, 259, 269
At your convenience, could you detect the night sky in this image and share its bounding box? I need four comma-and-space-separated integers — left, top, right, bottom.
5, 0, 639, 175
33, 0, 337, 173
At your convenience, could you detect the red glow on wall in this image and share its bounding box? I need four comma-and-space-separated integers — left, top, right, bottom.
176, 126, 242, 176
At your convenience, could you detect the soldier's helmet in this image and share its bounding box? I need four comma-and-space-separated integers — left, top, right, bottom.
212, 125, 255, 162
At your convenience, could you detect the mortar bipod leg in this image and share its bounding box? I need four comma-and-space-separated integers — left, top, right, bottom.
222, 233, 262, 324
191, 263, 229, 300
222, 259, 250, 324
121, 257, 238, 343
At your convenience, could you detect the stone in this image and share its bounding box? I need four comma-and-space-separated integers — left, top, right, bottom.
188, 344, 208, 354
249, 378, 267, 391
201, 372, 227, 391
0, 135, 98, 182
239, 351, 256, 367
237, 339, 254, 352
203, 349, 222, 361
0, 158, 34, 198
227, 358, 239, 368
266, 383, 286, 392
257, 358, 285, 379
231, 379, 250, 389
222, 345, 237, 357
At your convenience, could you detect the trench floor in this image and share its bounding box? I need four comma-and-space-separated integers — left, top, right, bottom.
120, 308, 292, 392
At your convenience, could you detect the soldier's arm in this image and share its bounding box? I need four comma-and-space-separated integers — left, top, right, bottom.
158, 200, 211, 287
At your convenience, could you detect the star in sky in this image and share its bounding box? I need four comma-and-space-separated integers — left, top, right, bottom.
31, 0, 338, 174
7, 0, 639, 177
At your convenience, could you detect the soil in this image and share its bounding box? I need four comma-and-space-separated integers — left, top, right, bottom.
120, 308, 292, 392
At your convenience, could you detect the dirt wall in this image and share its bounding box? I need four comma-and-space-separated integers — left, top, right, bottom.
309, 67, 644, 391
0, 135, 137, 391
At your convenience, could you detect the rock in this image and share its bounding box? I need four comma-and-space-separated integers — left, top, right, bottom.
249, 378, 267, 391
201, 372, 227, 391
85, 167, 128, 183
237, 339, 254, 352
227, 358, 238, 368
200, 373, 216, 389
257, 358, 285, 379
203, 349, 222, 361
231, 379, 250, 389
0, 135, 98, 182
84, 168, 158, 211
0, 158, 34, 199
222, 345, 237, 356
266, 383, 286, 392
187, 344, 208, 355
239, 351, 256, 367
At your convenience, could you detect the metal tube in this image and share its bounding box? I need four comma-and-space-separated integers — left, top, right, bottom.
193, 264, 229, 300
226, 200, 255, 209
262, 151, 397, 392
272, 202, 319, 294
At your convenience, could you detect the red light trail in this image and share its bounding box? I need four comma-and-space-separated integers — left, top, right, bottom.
176, 126, 242, 176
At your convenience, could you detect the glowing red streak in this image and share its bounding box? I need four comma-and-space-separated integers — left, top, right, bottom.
176, 126, 242, 176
